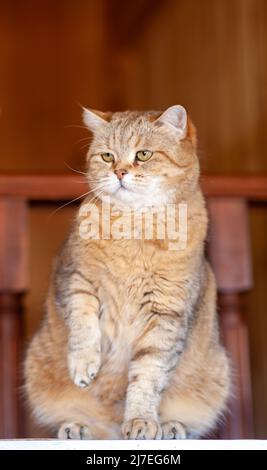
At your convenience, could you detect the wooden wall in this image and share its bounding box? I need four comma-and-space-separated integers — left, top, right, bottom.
0, 0, 109, 172
0, 0, 267, 437
117, 0, 267, 173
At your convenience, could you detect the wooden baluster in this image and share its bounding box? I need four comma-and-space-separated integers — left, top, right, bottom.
0, 198, 28, 438
208, 198, 254, 438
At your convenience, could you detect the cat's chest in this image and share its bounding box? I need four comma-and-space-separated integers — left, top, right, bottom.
96, 239, 176, 280
94, 240, 184, 312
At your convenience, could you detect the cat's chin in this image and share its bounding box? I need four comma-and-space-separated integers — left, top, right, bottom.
99, 189, 170, 212
104, 187, 143, 209
115, 186, 134, 201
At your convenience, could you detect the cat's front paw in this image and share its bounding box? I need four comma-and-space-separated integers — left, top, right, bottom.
122, 419, 162, 440
68, 348, 101, 388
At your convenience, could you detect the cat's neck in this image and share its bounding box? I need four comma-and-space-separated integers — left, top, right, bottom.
94, 185, 202, 213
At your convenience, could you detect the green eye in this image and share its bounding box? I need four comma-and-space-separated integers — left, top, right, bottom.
135, 150, 153, 162
101, 152, 114, 163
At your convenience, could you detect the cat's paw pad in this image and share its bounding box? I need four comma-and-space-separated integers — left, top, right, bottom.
58, 422, 92, 440
68, 348, 101, 388
122, 419, 162, 440
161, 421, 186, 439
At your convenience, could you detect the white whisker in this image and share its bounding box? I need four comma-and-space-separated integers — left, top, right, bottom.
64, 124, 90, 131
64, 162, 87, 176
79, 143, 91, 152
49, 183, 107, 217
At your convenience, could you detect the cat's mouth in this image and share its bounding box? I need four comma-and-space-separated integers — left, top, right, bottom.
117, 181, 130, 191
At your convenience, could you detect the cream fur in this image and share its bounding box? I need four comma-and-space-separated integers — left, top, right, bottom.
24, 106, 230, 440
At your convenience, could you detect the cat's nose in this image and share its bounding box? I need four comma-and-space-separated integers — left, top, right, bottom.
114, 168, 128, 180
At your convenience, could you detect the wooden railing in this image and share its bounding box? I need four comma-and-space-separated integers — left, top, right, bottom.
0, 173, 267, 439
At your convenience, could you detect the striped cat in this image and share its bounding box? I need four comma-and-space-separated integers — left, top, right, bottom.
25, 105, 230, 439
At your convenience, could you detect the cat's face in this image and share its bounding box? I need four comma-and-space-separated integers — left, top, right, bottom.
84, 106, 199, 209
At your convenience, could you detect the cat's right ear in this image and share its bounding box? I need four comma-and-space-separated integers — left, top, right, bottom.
155, 105, 187, 139
82, 107, 111, 132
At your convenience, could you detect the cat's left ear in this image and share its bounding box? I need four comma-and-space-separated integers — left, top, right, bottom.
155, 105, 187, 139
82, 107, 111, 133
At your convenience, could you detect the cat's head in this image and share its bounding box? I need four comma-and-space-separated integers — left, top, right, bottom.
83, 105, 199, 209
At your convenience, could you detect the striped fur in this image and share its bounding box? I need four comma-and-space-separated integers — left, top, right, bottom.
25, 106, 230, 439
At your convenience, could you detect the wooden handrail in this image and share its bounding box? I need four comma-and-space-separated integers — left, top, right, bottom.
0, 173, 266, 201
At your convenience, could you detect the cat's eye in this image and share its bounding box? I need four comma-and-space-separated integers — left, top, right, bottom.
135, 150, 153, 162
101, 152, 114, 163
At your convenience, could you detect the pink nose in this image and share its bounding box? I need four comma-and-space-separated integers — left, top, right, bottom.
114, 169, 128, 180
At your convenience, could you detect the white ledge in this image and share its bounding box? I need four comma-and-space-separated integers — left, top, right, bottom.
0, 440, 266, 450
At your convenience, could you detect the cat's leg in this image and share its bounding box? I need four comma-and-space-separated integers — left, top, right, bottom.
158, 267, 230, 439
29, 377, 121, 440
59, 271, 102, 388
67, 294, 101, 388
122, 301, 188, 440
160, 392, 224, 439
43, 387, 121, 440
159, 348, 230, 439
25, 330, 121, 439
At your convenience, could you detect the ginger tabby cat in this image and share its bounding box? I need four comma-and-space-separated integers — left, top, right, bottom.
25, 105, 230, 439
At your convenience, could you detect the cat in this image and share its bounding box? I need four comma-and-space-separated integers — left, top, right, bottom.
24, 105, 230, 439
